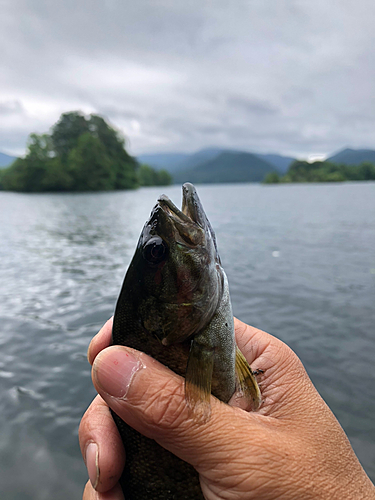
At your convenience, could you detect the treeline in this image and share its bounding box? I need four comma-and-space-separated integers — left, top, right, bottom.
0, 111, 171, 192
264, 160, 375, 184
137, 164, 172, 186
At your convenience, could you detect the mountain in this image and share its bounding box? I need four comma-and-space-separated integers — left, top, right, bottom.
255, 153, 295, 173
137, 153, 189, 172
173, 151, 278, 184
0, 152, 16, 168
137, 148, 226, 173
173, 147, 226, 172
327, 148, 375, 165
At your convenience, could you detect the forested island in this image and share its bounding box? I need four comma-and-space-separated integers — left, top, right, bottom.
264, 159, 375, 184
0, 111, 171, 192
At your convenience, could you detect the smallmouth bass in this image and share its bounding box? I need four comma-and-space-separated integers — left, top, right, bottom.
112, 183, 261, 499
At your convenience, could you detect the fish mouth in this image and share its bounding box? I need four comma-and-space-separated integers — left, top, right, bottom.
157, 183, 205, 246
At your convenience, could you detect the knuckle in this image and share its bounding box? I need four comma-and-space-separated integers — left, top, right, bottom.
78, 407, 91, 439
141, 377, 187, 430
79, 397, 113, 447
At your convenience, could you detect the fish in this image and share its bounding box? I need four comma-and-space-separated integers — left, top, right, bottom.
111, 182, 261, 499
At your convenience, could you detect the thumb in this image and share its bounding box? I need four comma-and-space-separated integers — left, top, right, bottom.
91, 345, 264, 474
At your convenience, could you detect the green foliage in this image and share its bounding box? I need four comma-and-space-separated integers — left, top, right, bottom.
157, 169, 173, 186
41, 157, 73, 191
263, 172, 281, 184
68, 133, 114, 191
27, 133, 54, 162
85, 114, 139, 189
138, 164, 172, 186
1, 158, 31, 191
51, 112, 89, 161
352, 161, 375, 180
263, 159, 375, 184
1, 111, 143, 192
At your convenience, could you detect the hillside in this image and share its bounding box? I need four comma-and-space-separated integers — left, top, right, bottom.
255, 153, 295, 173
0, 152, 16, 168
328, 148, 375, 165
173, 151, 277, 184
137, 148, 225, 173
174, 147, 225, 172
137, 147, 295, 176
137, 152, 189, 171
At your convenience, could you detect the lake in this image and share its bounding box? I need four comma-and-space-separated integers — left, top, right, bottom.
0, 182, 374, 499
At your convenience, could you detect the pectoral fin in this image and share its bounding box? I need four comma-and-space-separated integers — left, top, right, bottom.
235, 347, 261, 410
185, 338, 214, 422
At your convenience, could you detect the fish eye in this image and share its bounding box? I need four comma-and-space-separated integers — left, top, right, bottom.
143, 237, 168, 264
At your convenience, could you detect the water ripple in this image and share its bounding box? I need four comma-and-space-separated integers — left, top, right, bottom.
0, 183, 374, 498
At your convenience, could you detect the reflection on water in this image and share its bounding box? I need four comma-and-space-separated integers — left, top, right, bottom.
0, 183, 374, 498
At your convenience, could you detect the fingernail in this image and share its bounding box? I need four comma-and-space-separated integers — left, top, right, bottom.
86, 442, 99, 489
93, 347, 142, 398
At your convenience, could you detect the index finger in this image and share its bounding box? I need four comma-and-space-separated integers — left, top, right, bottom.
88, 317, 113, 365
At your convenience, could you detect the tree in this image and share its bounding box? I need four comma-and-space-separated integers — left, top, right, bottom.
156, 169, 173, 186
357, 162, 375, 180
138, 164, 157, 186
1, 134, 53, 192
87, 115, 139, 189
263, 172, 280, 184
50, 111, 139, 190
41, 157, 73, 191
27, 133, 54, 162
68, 133, 114, 191
138, 164, 172, 186
267, 159, 375, 184
51, 111, 89, 162
1, 111, 143, 192
1, 158, 30, 191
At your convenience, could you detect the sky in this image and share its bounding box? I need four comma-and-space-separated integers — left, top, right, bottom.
1, 0, 375, 159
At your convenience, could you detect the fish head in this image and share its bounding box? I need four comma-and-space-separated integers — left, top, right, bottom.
135, 183, 223, 346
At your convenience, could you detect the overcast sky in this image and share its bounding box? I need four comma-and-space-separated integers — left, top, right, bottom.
1, 0, 375, 159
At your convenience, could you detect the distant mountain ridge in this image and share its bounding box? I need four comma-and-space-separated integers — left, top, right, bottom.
136, 147, 295, 184
137, 148, 295, 180
0, 152, 16, 168
173, 148, 225, 173
327, 148, 375, 166
137, 152, 189, 171
173, 151, 277, 184
256, 153, 295, 173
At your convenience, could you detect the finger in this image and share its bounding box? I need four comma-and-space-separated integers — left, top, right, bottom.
234, 317, 274, 363
234, 318, 320, 418
234, 316, 296, 368
91, 345, 266, 477
83, 480, 124, 500
234, 317, 301, 388
79, 395, 125, 493
88, 318, 113, 365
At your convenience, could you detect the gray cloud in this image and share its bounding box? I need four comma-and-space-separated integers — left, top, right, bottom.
0, 100, 25, 116
1, 0, 375, 158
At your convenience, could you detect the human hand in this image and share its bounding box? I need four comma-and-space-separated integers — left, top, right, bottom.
79, 317, 375, 499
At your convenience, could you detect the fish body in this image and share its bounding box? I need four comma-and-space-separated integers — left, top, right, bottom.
112, 183, 260, 499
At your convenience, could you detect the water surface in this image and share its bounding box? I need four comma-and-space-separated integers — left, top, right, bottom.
0, 182, 374, 498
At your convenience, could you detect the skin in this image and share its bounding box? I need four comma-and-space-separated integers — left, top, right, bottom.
79, 317, 375, 500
